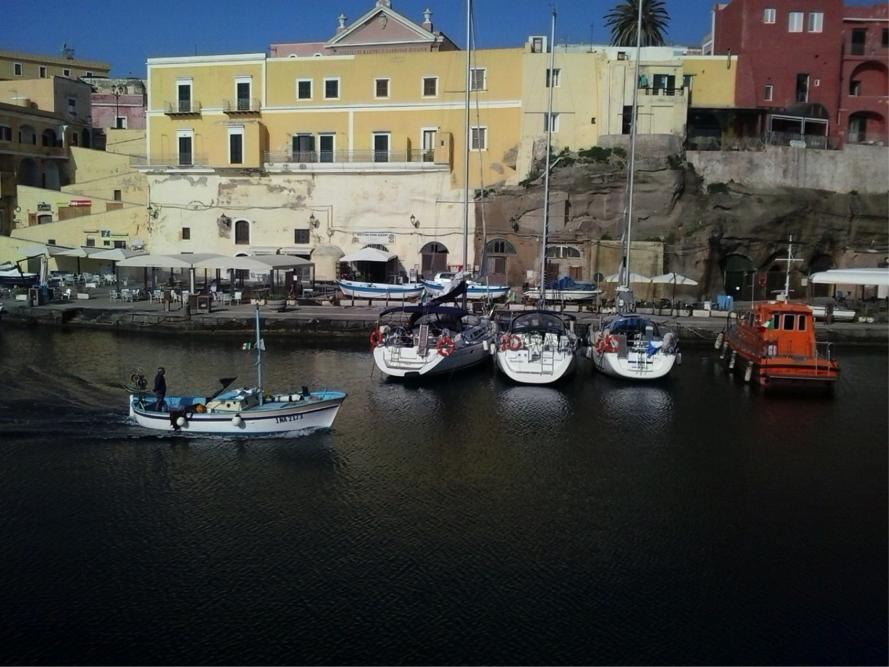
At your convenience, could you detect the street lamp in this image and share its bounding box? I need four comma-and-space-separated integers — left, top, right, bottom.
112, 84, 127, 129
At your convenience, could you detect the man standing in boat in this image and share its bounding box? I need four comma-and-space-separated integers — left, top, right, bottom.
153, 367, 166, 410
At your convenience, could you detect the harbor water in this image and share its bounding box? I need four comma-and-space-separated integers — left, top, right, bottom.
0, 325, 886, 665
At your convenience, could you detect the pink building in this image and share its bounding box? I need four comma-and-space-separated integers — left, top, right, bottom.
83, 77, 146, 149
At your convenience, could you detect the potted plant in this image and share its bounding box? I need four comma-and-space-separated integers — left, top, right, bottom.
266, 293, 289, 311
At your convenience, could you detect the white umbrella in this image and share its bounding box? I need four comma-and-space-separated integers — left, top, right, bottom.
650, 272, 698, 286
91, 248, 149, 290
116, 253, 224, 293
339, 247, 395, 263
602, 272, 651, 283
192, 255, 312, 271
55, 246, 106, 274
651, 272, 698, 305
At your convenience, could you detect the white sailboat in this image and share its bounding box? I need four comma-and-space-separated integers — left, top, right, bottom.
585, 2, 679, 381
371, 0, 497, 379
128, 305, 347, 434
494, 9, 580, 385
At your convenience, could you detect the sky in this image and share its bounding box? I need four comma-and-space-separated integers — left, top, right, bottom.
4, 0, 882, 78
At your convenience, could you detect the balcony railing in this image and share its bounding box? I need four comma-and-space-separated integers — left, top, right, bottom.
223, 98, 260, 113
265, 148, 432, 164
164, 100, 202, 115
130, 153, 210, 168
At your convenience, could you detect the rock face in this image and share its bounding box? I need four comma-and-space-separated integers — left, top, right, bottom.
483, 153, 888, 298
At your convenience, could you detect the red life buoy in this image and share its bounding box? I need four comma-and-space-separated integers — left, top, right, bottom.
508, 334, 522, 351
606, 335, 620, 352
370, 329, 383, 347
501, 334, 512, 349
437, 336, 455, 356
595, 338, 607, 354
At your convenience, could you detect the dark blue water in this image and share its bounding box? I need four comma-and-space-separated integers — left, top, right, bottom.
0, 325, 886, 666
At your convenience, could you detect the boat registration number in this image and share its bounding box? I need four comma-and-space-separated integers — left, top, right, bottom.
275, 414, 305, 423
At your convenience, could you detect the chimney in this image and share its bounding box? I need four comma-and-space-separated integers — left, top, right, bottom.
422, 8, 433, 32
337, 13, 347, 33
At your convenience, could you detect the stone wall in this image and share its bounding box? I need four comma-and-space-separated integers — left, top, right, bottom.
687, 145, 889, 195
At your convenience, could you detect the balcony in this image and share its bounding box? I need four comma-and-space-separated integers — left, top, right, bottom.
164, 100, 202, 115
129, 153, 211, 169
224, 98, 260, 114
265, 148, 446, 168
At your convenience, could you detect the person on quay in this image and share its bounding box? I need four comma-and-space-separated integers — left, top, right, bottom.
153, 367, 167, 410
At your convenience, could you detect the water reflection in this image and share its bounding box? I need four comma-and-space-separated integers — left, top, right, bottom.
495, 385, 574, 435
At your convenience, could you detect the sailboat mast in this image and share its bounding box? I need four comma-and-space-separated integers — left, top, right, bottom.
784, 234, 793, 297
622, 0, 644, 285
539, 8, 557, 311
462, 0, 472, 311
254, 305, 263, 404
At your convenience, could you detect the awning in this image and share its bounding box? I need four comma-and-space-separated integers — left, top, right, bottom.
116, 253, 224, 268
809, 268, 889, 287
340, 247, 396, 263
192, 255, 313, 271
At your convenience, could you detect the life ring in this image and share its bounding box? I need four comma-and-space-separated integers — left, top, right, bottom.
606, 335, 620, 352
130, 373, 142, 383
500, 334, 512, 349
437, 336, 455, 356
370, 329, 383, 347
595, 338, 607, 354
508, 334, 522, 351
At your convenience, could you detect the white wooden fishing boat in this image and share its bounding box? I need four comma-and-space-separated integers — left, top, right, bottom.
128, 306, 347, 434
335, 278, 424, 301
420, 272, 509, 301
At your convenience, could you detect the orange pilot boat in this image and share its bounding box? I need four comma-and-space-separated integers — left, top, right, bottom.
716, 296, 839, 392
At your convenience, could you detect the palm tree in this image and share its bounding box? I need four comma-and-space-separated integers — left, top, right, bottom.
605, 0, 670, 47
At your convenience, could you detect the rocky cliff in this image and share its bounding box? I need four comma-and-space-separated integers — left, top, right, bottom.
483, 151, 888, 297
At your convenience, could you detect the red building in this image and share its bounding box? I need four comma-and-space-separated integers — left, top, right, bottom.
838, 4, 888, 145
710, 0, 845, 147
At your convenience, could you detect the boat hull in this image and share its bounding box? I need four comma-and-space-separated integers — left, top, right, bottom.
336, 279, 424, 300
522, 288, 601, 302
129, 391, 347, 435
373, 339, 491, 377
589, 347, 676, 380
495, 347, 577, 384
420, 279, 509, 300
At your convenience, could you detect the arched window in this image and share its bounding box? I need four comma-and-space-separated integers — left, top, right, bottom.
484, 238, 516, 255
545, 245, 581, 259
235, 219, 250, 245
42, 128, 57, 147
19, 124, 37, 145
421, 242, 449, 276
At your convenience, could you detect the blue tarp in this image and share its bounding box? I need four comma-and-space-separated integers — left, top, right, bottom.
545, 276, 597, 290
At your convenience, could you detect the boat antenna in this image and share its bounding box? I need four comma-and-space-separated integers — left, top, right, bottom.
776, 234, 802, 299
462, 0, 472, 311
618, 0, 644, 312
254, 304, 263, 405
539, 7, 557, 311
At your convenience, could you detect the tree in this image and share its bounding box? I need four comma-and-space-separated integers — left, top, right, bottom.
605, 0, 670, 47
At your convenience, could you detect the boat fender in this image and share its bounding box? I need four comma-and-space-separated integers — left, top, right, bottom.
744, 364, 753, 383
231, 415, 243, 427
176, 416, 187, 427
437, 336, 455, 356
482, 339, 489, 352
677, 352, 682, 365
714, 332, 724, 350
508, 335, 522, 351
370, 329, 384, 347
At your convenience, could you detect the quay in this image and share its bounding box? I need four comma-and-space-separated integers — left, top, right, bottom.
1, 296, 886, 348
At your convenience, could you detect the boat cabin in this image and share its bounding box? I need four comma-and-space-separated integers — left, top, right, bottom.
205, 388, 262, 412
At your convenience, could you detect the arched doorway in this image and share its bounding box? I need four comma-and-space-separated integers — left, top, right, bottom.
41, 128, 57, 147
807, 254, 834, 297
420, 242, 448, 277
44, 161, 60, 190
17, 158, 39, 187
545, 244, 583, 281
483, 238, 516, 285
719, 253, 755, 301
848, 111, 885, 145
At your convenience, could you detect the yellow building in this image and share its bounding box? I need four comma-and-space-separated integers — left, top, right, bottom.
141, 1, 524, 280
0, 49, 110, 82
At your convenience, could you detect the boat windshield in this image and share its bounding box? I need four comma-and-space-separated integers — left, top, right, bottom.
511, 312, 566, 334
608, 317, 659, 337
